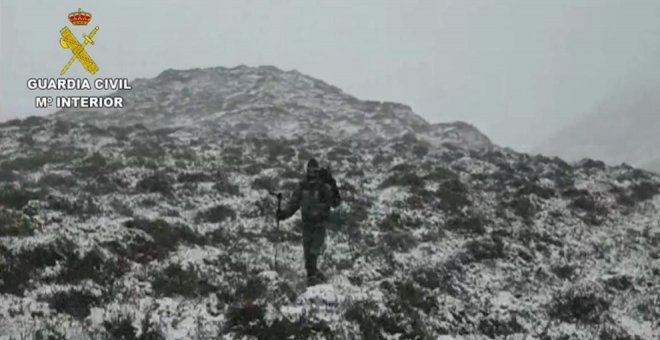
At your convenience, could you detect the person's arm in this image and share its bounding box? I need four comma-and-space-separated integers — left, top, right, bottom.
327, 177, 340, 208
277, 183, 301, 220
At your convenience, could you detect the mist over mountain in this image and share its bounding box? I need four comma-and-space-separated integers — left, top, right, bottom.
55, 65, 492, 150
535, 82, 660, 173
0, 66, 658, 339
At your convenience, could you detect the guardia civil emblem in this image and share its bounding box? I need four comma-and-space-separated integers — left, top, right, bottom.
59, 8, 100, 75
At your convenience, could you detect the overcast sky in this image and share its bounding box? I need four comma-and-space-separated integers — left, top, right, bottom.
1, 0, 659, 151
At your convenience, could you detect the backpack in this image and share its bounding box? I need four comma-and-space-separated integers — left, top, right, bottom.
300, 177, 336, 220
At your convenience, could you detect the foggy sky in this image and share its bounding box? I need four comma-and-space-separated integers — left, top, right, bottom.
1, 0, 659, 151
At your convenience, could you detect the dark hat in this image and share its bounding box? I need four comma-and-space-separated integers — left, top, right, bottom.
307, 158, 319, 169
306, 158, 320, 179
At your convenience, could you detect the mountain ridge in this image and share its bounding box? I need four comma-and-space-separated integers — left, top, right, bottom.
54, 65, 493, 150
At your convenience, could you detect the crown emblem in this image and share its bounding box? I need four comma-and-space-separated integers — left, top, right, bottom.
68, 8, 92, 26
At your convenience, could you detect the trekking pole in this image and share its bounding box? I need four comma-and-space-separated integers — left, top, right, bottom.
268, 190, 282, 272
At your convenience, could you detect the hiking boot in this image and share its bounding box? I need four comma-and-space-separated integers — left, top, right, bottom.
315, 271, 326, 283
306, 271, 326, 286
306, 274, 322, 286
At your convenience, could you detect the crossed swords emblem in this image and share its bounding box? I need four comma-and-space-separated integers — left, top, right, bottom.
59, 25, 100, 76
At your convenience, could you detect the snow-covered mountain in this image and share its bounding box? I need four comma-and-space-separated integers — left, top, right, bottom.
535, 85, 660, 173
0, 66, 659, 340
55, 65, 492, 150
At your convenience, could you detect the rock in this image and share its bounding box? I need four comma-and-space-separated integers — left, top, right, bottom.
295, 284, 342, 307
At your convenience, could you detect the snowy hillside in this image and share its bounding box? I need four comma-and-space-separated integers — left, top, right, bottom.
0, 66, 659, 340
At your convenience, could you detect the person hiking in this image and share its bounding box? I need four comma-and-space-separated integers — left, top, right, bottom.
276, 158, 341, 286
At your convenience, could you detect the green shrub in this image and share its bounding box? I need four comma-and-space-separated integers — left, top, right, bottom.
53, 119, 74, 135
224, 304, 266, 334
477, 315, 524, 338
266, 141, 295, 162
123, 218, 204, 263
551, 263, 578, 281
516, 182, 555, 199
41, 289, 101, 319
635, 292, 660, 323
0, 169, 20, 183
447, 215, 486, 235
47, 194, 100, 216
125, 140, 165, 159
280, 180, 299, 192
130, 158, 159, 170
571, 195, 598, 211
553, 169, 575, 189
412, 144, 429, 158
382, 230, 418, 252
17, 134, 35, 147
548, 281, 610, 323
411, 266, 445, 290
263, 219, 301, 244
0, 186, 43, 209
177, 171, 214, 183
393, 279, 437, 316
611, 186, 635, 207
328, 199, 370, 234
599, 324, 642, 340
616, 167, 650, 182
251, 175, 277, 192
517, 228, 563, 249
379, 172, 424, 189
75, 152, 123, 177
602, 274, 633, 292
380, 212, 403, 232
195, 204, 236, 223
630, 181, 659, 202
1, 253, 47, 295
344, 300, 382, 340
386, 161, 411, 172
569, 193, 608, 225
136, 172, 173, 195
222, 146, 243, 165
0, 208, 33, 236
214, 179, 241, 196
55, 247, 129, 285
424, 167, 458, 182
327, 146, 351, 162
151, 262, 216, 298
103, 314, 137, 340
109, 198, 134, 217
243, 163, 266, 176
579, 159, 606, 170
224, 303, 333, 339
37, 173, 75, 188
101, 311, 164, 340
348, 200, 370, 226
561, 187, 589, 198
436, 178, 470, 213
0, 149, 81, 171
0, 238, 75, 295
509, 196, 536, 221
235, 276, 269, 303
82, 123, 111, 137
463, 235, 505, 263
280, 167, 301, 179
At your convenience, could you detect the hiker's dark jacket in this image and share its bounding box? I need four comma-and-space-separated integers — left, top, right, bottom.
279, 175, 340, 221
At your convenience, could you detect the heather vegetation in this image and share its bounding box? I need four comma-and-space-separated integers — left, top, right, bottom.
0, 66, 658, 339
